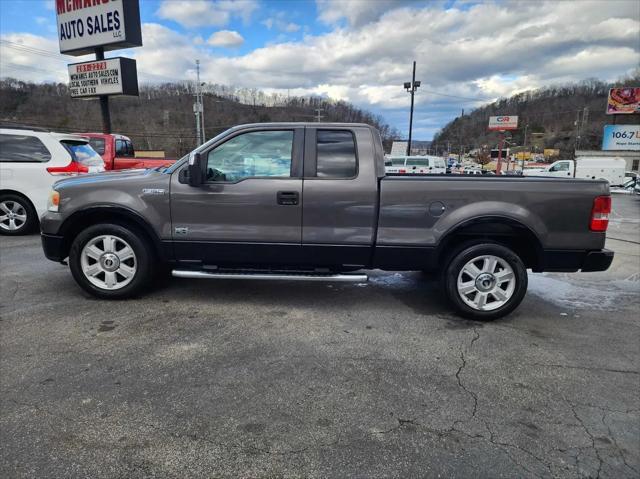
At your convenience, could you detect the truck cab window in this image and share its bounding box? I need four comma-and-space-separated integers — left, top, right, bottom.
88, 138, 105, 155
550, 162, 570, 172
207, 130, 293, 182
115, 139, 127, 156
316, 130, 357, 178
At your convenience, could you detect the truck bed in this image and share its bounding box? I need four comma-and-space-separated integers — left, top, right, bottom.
377, 174, 608, 251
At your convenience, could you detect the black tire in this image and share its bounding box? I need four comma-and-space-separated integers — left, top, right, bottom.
69, 223, 154, 299
0, 194, 37, 235
443, 242, 528, 321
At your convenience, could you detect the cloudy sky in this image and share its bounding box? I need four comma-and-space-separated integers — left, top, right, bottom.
1, 0, 639, 139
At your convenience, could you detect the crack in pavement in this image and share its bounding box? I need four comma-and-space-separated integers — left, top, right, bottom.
565, 397, 604, 479
601, 409, 639, 476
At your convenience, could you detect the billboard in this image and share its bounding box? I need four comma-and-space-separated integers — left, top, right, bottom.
68, 57, 138, 98
488, 116, 518, 130
56, 0, 142, 56
602, 125, 640, 151
606, 88, 640, 115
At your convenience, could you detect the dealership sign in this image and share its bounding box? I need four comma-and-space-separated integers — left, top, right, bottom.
488, 116, 518, 130
56, 0, 142, 56
602, 125, 640, 151
68, 57, 138, 98
606, 87, 640, 115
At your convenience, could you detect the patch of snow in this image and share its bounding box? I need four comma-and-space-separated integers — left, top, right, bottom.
528, 274, 638, 311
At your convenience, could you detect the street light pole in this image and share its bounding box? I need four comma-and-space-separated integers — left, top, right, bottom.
404, 61, 420, 156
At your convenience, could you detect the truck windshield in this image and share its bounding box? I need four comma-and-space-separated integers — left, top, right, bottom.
61, 141, 104, 167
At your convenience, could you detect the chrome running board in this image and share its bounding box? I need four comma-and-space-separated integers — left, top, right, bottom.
172, 270, 368, 283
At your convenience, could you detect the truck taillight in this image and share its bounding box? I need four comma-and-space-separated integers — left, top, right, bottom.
590, 195, 611, 232
46, 161, 89, 176
399, 169, 406, 173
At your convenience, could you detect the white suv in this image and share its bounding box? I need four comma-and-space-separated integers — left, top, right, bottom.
0, 127, 105, 235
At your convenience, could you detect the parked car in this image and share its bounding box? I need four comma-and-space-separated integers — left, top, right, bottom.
0, 127, 104, 235
385, 155, 446, 174
81, 133, 175, 171
40, 123, 613, 320
523, 157, 626, 186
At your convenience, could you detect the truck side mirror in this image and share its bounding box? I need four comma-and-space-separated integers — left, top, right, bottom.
188, 152, 205, 187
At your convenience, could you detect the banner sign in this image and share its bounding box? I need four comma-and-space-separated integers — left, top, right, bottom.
606, 88, 640, 115
602, 125, 640, 151
68, 57, 138, 98
488, 116, 518, 130
56, 0, 142, 56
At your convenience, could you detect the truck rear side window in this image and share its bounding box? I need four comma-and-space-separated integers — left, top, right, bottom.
0, 134, 51, 163
88, 138, 105, 155
316, 130, 357, 178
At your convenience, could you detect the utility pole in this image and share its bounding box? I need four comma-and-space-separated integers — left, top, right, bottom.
496, 132, 505, 174
577, 107, 588, 150
201, 80, 206, 142
95, 47, 111, 133
194, 59, 202, 146
315, 108, 324, 122
458, 108, 464, 164
573, 109, 581, 153
404, 61, 420, 155
522, 123, 529, 172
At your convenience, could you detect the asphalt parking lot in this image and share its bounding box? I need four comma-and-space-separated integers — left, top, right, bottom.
1, 194, 639, 479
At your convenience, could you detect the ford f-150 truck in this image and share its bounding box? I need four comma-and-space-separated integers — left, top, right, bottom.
82, 133, 175, 170
40, 123, 613, 320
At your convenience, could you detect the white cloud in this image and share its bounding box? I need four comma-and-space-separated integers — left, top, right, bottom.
207, 30, 244, 47
3, 1, 639, 139
156, 0, 258, 28
262, 16, 300, 33
316, 0, 406, 27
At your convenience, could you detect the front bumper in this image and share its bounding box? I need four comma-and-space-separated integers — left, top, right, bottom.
41, 233, 66, 262
540, 248, 614, 272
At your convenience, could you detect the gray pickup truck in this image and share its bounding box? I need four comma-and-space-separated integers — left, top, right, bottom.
40, 123, 613, 319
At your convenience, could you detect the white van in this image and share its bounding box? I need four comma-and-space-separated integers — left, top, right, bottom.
0, 127, 105, 235
385, 155, 447, 174
523, 157, 626, 186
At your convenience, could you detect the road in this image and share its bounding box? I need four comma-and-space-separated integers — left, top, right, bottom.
1, 194, 639, 478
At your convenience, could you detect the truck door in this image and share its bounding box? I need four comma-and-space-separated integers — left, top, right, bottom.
301, 126, 379, 267
170, 127, 304, 266
547, 160, 572, 177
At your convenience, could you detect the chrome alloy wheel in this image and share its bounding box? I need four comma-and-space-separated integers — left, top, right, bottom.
456, 254, 516, 311
80, 235, 137, 290
0, 200, 27, 231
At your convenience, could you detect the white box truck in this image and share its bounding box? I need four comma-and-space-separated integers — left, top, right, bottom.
523, 157, 626, 186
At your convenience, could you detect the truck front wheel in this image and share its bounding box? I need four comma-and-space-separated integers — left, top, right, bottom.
443, 243, 528, 320
69, 223, 154, 299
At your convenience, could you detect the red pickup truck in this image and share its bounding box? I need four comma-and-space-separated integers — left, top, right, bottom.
82, 133, 175, 170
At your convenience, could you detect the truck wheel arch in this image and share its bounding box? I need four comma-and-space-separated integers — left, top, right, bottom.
435, 216, 544, 272
58, 206, 166, 262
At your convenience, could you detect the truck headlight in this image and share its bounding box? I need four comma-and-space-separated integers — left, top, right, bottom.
47, 190, 60, 212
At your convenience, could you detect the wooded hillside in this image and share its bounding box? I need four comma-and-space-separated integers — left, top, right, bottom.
433, 71, 639, 159
0, 79, 401, 157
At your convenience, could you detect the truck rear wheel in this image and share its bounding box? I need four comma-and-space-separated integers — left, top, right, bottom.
69, 223, 154, 299
443, 243, 527, 320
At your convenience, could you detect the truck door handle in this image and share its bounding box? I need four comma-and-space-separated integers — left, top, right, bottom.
277, 191, 299, 205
